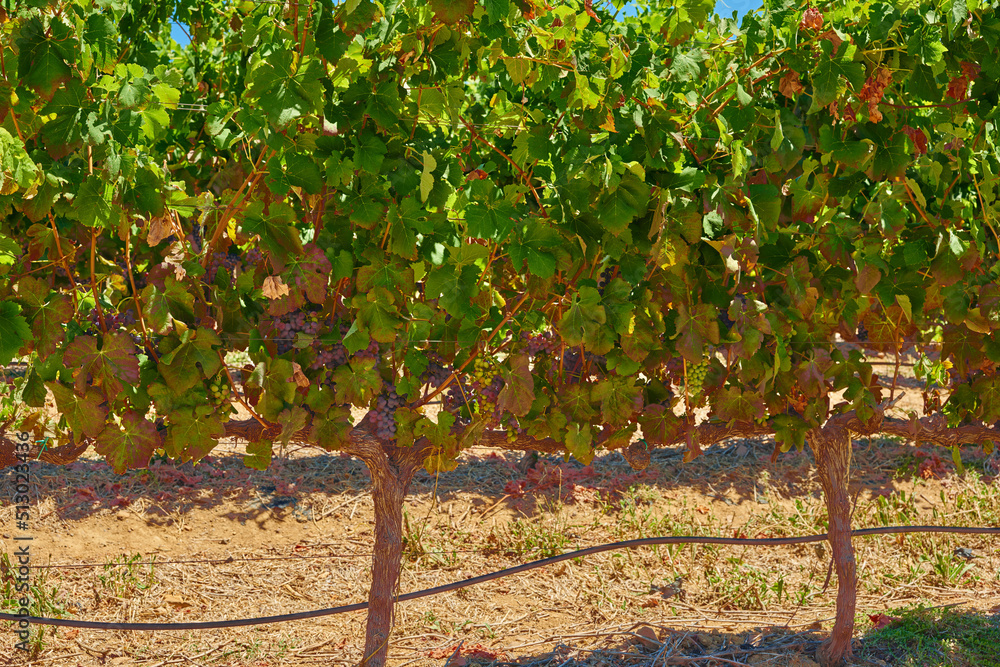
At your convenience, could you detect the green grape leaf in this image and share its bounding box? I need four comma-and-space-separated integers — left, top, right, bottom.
593, 376, 642, 427
71, 175, 116, 228
332, 357, 381, 407
163, 405, 225, 463
0, 301, 31, 366
94, 411, 160, 474
566, 423, 594, 465
244, 439, 273, 470
141, 277, 196, 334
22, 370, 47, 408
157, 328, 222, 394
241, 201, 303, 271
48, 382, 107, 439
277, 406, 309, 445
310, 404, 353, 451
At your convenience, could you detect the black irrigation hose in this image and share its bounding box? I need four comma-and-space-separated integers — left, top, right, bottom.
2, 525, 997, 631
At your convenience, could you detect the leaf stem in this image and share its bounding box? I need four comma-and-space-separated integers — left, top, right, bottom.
89, 230, 107, 335
124, 227, 158, 362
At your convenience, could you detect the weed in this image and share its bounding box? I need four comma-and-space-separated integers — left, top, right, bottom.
490, 517, 571, 559
922, 550, 976, 587
98, 553, 155, 598
0, 552, 67, 656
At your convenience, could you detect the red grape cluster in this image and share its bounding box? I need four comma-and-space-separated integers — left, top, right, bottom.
87, 307, 136, 332
269, 309, 322, 354
422, 354, 451, 387
522, 330, 559, 358
369, 383, 402, 440
205, 251, 241, 287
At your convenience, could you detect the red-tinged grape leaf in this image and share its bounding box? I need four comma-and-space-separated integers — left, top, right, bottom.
64, 333, 141, 399
310, 404, 353, 451
672, 303, 720, 363
854, 264, 881, 295
157, 328, 222, 394
0, 300, 31, 366
593, 376, 642, 427
26, 223, 57, 264
429, 0, 474, 23
558, 383, 596, 421
163, 405, 225, 463
30, 294, 72, 357
497, 353, 534, 416
16, 275, 50, 309
331, 357, 381, 407
141, 277, 195, 334
95, 411, 161, 473
712, 386, 766, 423
565, 422, 594, 465
621, 315, 656, 363
277, 406, 308, 445
244, 438, 273, 470
637, 403, 682, 445
48, 382, 107, 439
603, 423, 637, 451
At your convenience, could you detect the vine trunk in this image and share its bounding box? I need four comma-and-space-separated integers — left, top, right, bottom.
810, 426, 856, 667
357, 444, 423, 667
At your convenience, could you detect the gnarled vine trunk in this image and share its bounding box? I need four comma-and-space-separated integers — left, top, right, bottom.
356, 444, 423, 667
809, 426, 856, 667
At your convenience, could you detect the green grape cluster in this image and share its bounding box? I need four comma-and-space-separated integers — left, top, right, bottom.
208, 375, 230, 406
472, 356, 499, 383
685, 359, 710, 398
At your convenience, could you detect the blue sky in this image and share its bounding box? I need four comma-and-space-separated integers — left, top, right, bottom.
169, 1, 764, 46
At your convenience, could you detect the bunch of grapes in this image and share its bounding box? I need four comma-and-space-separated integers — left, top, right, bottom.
369, 384, 403, 440
856, 322, 869, 342
311, 343, 347, 370
269, 309, 323, 354
685, 358, 710, 399
522, 330, 559, 358
87, 308, 136, 332
207, 374, 230, 406
244, 247, 264, 267
597, 266, 616, 296
354, 339, 380, 364
422, 354, 452, 388
204, 251, 241, 287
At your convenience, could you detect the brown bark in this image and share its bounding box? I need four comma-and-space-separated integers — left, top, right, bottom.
354, 443, 424, 667
809, 426, 856, 667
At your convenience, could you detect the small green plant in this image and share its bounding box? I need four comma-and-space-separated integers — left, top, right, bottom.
0, 552, 67, 656
98, 553, 156, 598
922, 551, 976, 587
492, 518, 571, 559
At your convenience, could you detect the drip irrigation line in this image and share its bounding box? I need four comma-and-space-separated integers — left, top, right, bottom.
2, 525, 997, 631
